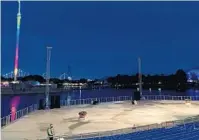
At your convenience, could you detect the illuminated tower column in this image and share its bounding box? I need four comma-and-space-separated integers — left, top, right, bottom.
45, 46, 52, 110
14, 0, 21, 81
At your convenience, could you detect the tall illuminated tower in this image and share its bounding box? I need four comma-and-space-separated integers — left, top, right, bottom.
14, 0, 21, 81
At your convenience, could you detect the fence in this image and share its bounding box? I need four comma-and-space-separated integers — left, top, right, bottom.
60, 96, 132, 107
143, 95, 199, 101
60, 95, 199, 107
51, 115, 199, 140
1, 104, 38, 128
2, 94, 199, 139
2, 95, 199, 128
1, 87, 70, 94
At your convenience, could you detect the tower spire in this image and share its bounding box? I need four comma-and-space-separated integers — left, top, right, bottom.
14, 0, 21, 81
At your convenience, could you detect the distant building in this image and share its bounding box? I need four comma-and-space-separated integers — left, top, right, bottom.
187, 68, 199, 83
23, 80, 40, 86
63, 82, 87, 89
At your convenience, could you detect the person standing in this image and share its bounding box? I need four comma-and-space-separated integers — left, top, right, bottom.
47, 124, 54, 140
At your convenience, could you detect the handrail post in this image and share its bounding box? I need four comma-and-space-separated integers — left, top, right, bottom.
183, 118, 185, 128
26, 107, 28, 114
192, 117, 196, 129
22, 108, 24, 116
15, 111, 17, 119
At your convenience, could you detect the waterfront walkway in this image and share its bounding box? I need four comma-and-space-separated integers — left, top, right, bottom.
2, 100, 199, 140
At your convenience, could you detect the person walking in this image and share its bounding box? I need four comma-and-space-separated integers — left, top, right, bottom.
47, 124, 54, 140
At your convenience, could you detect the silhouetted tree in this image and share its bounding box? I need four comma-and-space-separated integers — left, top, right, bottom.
79, 78, 87, 83
175, 69, 187, 83
175, 69, 187, 91
106, 69, 188, 90
50, 78, 63, 84
1, 76, 6, 81
21, 75, 45, 83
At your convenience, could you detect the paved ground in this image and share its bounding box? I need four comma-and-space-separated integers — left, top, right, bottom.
2, 100, 199, 140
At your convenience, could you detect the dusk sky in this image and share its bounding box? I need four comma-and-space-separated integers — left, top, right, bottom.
2, 2, 199, 79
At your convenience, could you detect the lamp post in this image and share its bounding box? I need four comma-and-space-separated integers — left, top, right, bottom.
138, 57, 142, 97
79, 86, 82, 99
45, 46, 52, 110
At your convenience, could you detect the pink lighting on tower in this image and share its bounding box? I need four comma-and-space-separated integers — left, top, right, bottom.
14, 0, 21, 81
14, 46, 19, 79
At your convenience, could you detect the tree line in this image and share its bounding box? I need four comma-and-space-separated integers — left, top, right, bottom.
107, 69, 194, 91
1, 69, 196, 91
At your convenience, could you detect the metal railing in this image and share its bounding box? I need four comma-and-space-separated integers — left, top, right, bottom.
50, 115, 199, 140
1, 87, 71, 94
143, 95, 199, 101
60, 96, 132, 107
2, 94, 199, 139
1, 104, 38, 128
60, 95, 199, 107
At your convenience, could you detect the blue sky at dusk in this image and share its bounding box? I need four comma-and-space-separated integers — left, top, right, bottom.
2, 2, 199, 79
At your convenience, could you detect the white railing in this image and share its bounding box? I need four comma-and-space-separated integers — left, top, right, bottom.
1, 104, 38, 128
60, 96, 132, 107
1, 88, 70, 94
2, 95, 199, 139
60, 95, 199, 107
48, 115, 199, 140
143, 95, 199, 101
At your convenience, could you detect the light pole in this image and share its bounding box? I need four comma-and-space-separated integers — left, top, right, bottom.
138, 57, 142, 97
45, 46, 52, 110
79, 86, 82, 100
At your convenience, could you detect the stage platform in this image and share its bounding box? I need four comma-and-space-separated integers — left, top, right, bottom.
2, 100, 199, 140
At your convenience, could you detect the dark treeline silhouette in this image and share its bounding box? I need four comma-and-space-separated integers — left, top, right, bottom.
107, 69, 188, 91
1, 69, 195, 91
